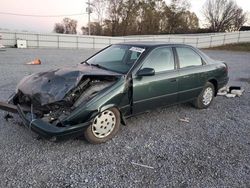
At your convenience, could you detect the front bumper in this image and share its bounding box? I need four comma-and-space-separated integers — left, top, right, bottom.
16, 105, 91, 138
0, 101, 91, 138
218, 76, 229, 89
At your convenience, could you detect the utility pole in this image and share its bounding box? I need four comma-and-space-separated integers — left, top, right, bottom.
88, 0, 91, 35
86, 0, 93, 35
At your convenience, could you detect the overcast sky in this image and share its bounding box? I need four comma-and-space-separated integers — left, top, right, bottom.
0, 0, 249, 33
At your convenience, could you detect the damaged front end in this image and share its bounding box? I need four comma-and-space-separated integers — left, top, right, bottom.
1, 65, 120, 138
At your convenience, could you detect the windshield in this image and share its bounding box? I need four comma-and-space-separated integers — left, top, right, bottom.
86, 45, 145, 73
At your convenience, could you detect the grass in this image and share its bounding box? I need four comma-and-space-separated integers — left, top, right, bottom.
204, 42, 250, 52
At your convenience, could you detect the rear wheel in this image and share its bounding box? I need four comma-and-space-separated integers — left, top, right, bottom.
194, 82, 215, 109
84, 108, 120, 144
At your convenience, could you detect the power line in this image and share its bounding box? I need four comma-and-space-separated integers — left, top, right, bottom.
0, 12, 86, 17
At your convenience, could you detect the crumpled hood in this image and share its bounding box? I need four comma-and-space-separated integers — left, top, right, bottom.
17, 64, 120, 106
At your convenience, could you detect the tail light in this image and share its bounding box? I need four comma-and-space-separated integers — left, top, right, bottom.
223, 62, 228, 73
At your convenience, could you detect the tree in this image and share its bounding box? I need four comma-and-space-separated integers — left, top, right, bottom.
102, 19, 112, 36
180, 11, 199, 33
106, 0, 123, 36
163, 0, 194, 34
203, 0, 247, 32
137, 0, 163, 35
53, 18, 78, 34
118, 0, 139, 35
91, 0, 108, 26
54, 23, 65, 33
230, 8, 247, 31
81, 26, 88, 35
82, 0, 200, 36
89, 22, 103, 35
63, 18, 77, 34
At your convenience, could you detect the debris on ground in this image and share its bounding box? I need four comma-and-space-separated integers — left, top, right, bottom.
131, 161, 154, 169
179, 117, 190, 123
230, 89, 244, 96
217, 86, 228, 96
4, 113, 13, 121
26, 58, 41, 65
218, 86, 244, 98
0, 44, 5, 51
225, 93, 236, 98
228, 86, 240, 92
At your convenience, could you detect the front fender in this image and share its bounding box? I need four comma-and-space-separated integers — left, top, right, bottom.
63, 77, 129, 126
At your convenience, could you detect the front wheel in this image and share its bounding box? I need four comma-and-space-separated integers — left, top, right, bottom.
193, 82, 215, 109
84, 108, 120, 144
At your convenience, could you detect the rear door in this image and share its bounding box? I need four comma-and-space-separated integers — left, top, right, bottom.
175, 47, 207, 102
132, 47, 179, 114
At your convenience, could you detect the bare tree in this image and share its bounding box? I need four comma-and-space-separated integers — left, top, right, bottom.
80, 0, 200, 36
54, 18, 77, 34
63, 18, 77, 34
163, 0, 193, 33
203, 0, 247, 32
231, 8, 247, 31
182, 11, 199, 31
54, 23, 65, 33
119, 0, 139, 35
91, 0, 108, 25
81, 26, 88, 35
106, 0, 123, 36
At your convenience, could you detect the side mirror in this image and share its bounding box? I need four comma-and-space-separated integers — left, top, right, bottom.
137, 68, 155, 77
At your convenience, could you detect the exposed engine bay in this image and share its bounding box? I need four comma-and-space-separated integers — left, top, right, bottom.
12, 77, 115, 125
9, 65, 119, 126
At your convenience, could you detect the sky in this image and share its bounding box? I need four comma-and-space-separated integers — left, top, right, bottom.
0, 0, 249, 33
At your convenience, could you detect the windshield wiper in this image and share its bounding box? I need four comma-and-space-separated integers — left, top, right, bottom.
91, 64, 109, 71
81, 61, 90, 65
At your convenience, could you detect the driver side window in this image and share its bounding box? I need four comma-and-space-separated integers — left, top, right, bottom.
141, 47, 174, 73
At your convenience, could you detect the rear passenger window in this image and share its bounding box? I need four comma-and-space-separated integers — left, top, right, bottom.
176, 47, 202, 68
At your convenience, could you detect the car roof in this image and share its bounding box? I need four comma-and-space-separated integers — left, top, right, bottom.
116, 41, 192, 48
116, 41, 213, 65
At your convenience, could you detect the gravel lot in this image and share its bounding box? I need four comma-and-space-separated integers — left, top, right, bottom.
0, 48, 249, 187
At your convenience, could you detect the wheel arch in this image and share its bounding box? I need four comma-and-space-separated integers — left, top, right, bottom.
207, 79, 218, 96
99, 104, 126, 125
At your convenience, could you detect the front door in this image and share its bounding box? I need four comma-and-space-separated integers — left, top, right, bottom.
132, 47, 179, 114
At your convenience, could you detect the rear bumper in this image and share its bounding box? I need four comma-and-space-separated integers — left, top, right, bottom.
1, 103, 91, 138
218, 76, 229, 89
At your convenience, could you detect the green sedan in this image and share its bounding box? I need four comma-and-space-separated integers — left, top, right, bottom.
0, 42, 229, 144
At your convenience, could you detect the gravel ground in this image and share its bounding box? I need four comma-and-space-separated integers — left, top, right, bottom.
0, 48, 249, 187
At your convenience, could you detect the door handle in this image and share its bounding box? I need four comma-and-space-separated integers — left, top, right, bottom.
170, 78, 177, 82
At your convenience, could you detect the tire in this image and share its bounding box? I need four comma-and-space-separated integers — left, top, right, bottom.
84, 108, 120, 144
193, 82, 215, 109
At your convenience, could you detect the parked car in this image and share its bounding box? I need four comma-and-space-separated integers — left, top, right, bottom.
0, 42, 229, 144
